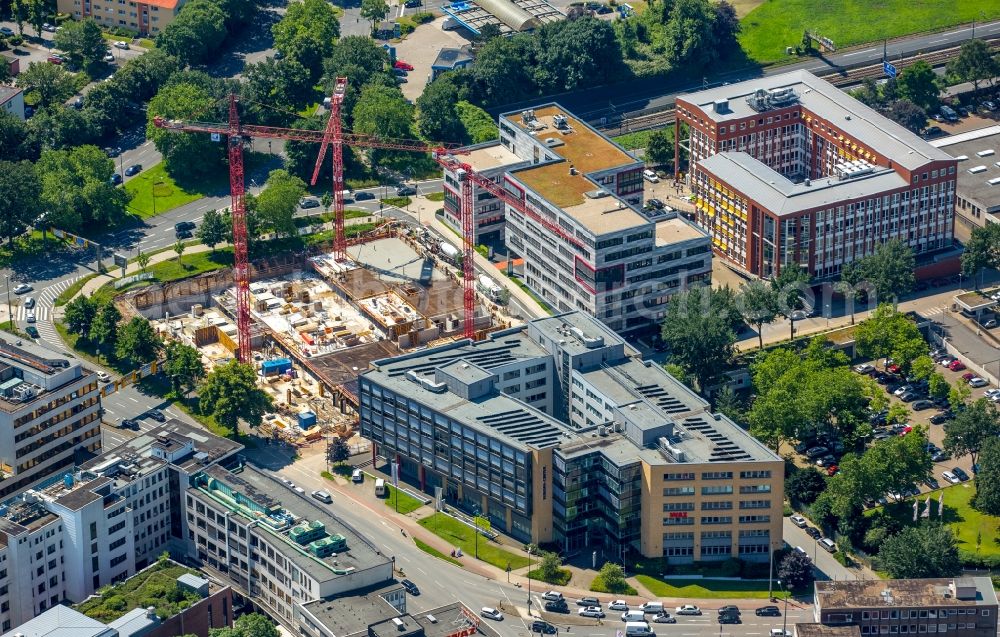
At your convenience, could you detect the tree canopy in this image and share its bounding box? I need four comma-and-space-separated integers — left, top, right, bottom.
846, 239, 916, 304
878, 525, 961, 579
273, 0, 340, 79
147, 82, 226, 182
854, 305, 927, 372
35, 145, 131, 231
54, 19, 107, 70
897, 61, 941, 111
199, 361, 273, 435
660, 286, 737, 391
943, 398, 1000, 476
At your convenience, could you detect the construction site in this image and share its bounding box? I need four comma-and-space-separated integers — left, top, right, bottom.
136, 225, 507, 448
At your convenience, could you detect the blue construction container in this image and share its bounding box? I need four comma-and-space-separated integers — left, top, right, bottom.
298, 411, 317, 429
261, 358, 292, 376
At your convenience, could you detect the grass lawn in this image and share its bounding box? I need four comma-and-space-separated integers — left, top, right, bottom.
528, 568, 572, 586
383, 485, 426, 515
612, 130, 654, 151
589, 573, 637, 595
872, 484, 999, 558
381, 196, 412, 208
740, 0, 1000, 64
0, 321, 28, 339
0, 231, 64, 269
635, 575, 790, 599
414, 538, 464, 567
425, 191, 445, 202
144, 250, 234, 282
125, 163, 226, 218
418, 513, 529, 570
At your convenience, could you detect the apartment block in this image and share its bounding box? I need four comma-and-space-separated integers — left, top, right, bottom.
442, 105, 712, 335
676, 70, 957, 279
813, 577, 998, 637
358, 310, 782, 562
0, 419, 239, 631
184, 463, 393, 627
929, 126, 1000, 234
57, 0, 185, 35
0, 339, 102, 502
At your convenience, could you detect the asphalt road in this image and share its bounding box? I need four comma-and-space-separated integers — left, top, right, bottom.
487, 20, 1000, 122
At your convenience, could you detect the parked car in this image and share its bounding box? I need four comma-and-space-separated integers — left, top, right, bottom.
401, 579, 420, 595
855, 363, 875, 374
804, 526, 822, 540
756, 606, 781, 617
47, 55, 64, 64
912, 400, 933, 411
790, 514, 807, 528
646, 198, 665, 209
676, 605, 701, 616
804, 446, 829, 459
531, 621, 557, 634
114, 40, 130, 49
643, 169, 660, 183
355, 191, 375, 201
970, 377, 989, 388
578, 607, 605, 619
311, 489, 333, 504
930, 411, 952, 424
924, 476, 940, 490
481, 608, 503, 621
124, 164, 143, 176
931, 450, 950, 462
42, 23, 56, 31
393, 67, 408, 77
120, 419, 139, 430
953, 467, 971, 482
110, 173, 123, 186
394, 60, 415, 71
984, 100, 998, 112
899, 391, 918, 402
818, 538, 838, 553
948, 359, 966, 371
25, 309, 35, 323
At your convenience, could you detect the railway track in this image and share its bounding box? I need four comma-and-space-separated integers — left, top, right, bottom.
594, 42, 998, 136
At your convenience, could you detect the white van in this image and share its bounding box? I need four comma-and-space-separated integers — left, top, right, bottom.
643, 169, 659, 183
375, 478, 387, 497
624, 621, 653, 637
442, 17, 460, 30
352, 469, 363, 483
639, 602, 664, 614
622, 611, 646, 622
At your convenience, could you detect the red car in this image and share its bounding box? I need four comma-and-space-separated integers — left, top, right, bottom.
887, 363, 901, 374
827, 465, 839, 476
394, 60, 414, 71
962, 372, 976, 383
949, 359, 966, 371
47, 55, 63, 64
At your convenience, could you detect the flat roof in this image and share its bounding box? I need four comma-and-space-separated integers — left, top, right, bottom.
300, 583, 403, 637
506, 105, 635, 174
655, 215, 709, 244
0, 606, 115, 637
192, 464, 391, 582
699, 152, 909, 216
932, 126, 1000, 214
795, 625, 861, 637
816, 577, 998, 609
678, 70, 954, 171
464, 142, 523, 171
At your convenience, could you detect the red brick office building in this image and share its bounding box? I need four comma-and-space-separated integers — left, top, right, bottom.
675, 70, 958, 279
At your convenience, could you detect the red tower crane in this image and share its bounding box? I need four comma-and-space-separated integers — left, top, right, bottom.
152, 92, 475, 357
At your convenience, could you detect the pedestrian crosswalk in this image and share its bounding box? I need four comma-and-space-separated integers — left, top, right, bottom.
38, 276, 80, 306
12, 306, 49, 322
20, 275, 81, 347
922, 305, 949, 317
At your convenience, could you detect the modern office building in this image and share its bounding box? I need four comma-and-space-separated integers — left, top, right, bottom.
184, 463, 394, 628
358, 310, 783, 562
57, 0, 186, 35
0, 419, 239, 631
675, 70, 958, 279
812, 577, 998, 637
442, 106, 712, 334
0, 339, 103, 501
930, 126, 1000, 236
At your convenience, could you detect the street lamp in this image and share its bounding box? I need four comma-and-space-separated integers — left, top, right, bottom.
526, 545, 534, 606
472, 506, 480, 559
4, 276, 10, 329
777, 580, 789, 635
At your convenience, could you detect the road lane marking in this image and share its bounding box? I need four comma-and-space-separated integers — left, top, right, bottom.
128, 397, 139, 403
929, 38, 947, 44
842, 48, 877, 57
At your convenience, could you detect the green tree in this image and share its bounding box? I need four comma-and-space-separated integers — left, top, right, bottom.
360, 0, 389, 31
771, 264, 811, 339
597, 562, 629, 593
660, 286, 736, 392
136, 251, 151, 272
713, 385, 745, 424
26, 104, 101, 151
644, 128, 674, 167
961, 224, 1000, 290
233, 612, 279, 637
16, 61, 77, 107
254, 169, 306, 237
909, 355, 936, 381
53, 18, 107, 70
928, 371, 950, 402
886, 99, 927, 134
174, 240, 186, 263
897, 60, 941, 111
323, 36, 391, 92
886, 402, 910, 426
36, 145, 130, 231
948, 38, 999, 103
64, 295, 98, 338
199, 360, 273, 436
663, 0, 718, 69
943, 398, 1000, 479
712, 0, 740, 51
0, 160, 41, 242
777, 551, 813, 591
164, 341, 206, 396
849, 239, 916, 305
455, 101, 498, 144
974, 438, 1000, 515
115, 317, 163, 367
272, 0, 340, 80
537, 551, 564, 583
949, 380, 972, 410
416, 77, 465, 143
737, 279, 779, 350
147, 82, 225, 182
90, 301, 122, 361
327, 436, 351, 464
352, 84, 415, 142
854, 304, 927, 372
197, 208, 228, 252
0, 111, 40, 162
243, 58, 313, 121
470, 36, 538, 105
24, 0, 46, 36
878, 525, 961, 579
156, 0, 227, 66
112, 48, 182, 103
532, 18, 622, 93
785, 468, 826, 505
